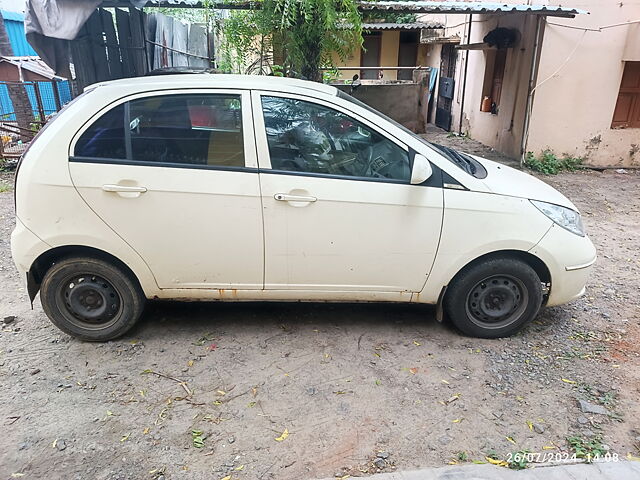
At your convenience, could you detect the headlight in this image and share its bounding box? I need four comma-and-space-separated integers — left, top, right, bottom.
530, 200, 585, 236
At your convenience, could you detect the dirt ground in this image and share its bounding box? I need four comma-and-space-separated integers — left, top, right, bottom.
1, 148, 639, 480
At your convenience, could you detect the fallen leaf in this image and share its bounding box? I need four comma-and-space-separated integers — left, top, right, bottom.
275, 428, 289, 442
413, 341, 422, 346
187, 360, 194, 367
235, 465, 245, 471
627, 454, 640, 461
446, 394, 460, 404
452, 418, 462, 423
561, 378, 577, 384
441, 379, 450, 384
247, 401, 257, 408
143, 427, 150, 434
120, 433, 130, 442
526, 420, 533, 430
217, 390, 226, 396
220, 476, 232, 480
208, 343, 218, 351
506, 436, 516, 444
213, 400, 222, 405
409, 367, 418, 375
486, 457, 508, 467
375, 379, 382, 386
251, 387, 258, 397
542, 445, 555, 450
11, 474, 25, 478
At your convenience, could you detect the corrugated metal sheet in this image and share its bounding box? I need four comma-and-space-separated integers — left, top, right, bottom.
0, 56, 63, 80
0, 80, 73, 121
1, 11, 38, 56
358, 2, 587, 17
101, 1, 587, 17
363, 22, 444, 31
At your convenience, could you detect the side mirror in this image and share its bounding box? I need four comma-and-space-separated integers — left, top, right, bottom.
350, 74, 361, 94
410, 153, 433, 185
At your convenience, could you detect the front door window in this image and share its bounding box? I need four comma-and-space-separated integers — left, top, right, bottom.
261, 96, 410, 182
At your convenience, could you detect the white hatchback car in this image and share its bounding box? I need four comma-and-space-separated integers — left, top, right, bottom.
12, 74, 596, 341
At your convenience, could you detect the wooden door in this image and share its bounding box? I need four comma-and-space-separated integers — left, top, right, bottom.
361, 33, 382, 80
397, 31, 418, 81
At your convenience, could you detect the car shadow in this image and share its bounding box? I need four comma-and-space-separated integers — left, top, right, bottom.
128, 300, 453, 342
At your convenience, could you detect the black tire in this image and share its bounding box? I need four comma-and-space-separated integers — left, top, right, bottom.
40, 256, 145, 341
444, 257, 542, 338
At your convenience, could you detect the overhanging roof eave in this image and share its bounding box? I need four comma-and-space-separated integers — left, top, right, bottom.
98, 1, 588, 17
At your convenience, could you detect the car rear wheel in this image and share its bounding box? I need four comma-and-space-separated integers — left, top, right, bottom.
444, 257, 543, 338
40, 257, 145, 341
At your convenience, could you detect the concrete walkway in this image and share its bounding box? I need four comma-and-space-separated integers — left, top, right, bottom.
320, 461, 640, 480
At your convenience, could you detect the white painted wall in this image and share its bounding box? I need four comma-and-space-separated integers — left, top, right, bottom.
0, 0, 26, 13
422, 0, 640, 167
527, 0, 640, 167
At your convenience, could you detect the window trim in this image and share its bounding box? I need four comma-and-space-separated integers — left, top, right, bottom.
69, 88, 258, 169
250, 90, 416, 184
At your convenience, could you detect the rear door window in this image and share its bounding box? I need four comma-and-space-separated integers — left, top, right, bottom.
74, 94, 245, 168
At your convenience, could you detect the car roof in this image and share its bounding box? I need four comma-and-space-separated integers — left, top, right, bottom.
87, 74, 340, 97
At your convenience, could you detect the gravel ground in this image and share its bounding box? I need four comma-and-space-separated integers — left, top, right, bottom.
0, 149, 639, 480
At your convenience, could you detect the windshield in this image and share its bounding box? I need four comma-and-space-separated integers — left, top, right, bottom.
337, 90, 487, 179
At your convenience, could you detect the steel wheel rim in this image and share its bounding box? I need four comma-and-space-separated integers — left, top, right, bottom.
56, 273, 122, 330
465, 274, 528, 329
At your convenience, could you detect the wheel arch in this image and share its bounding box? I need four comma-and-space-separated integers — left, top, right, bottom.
449, 249, 551, 286
28, 245, 145, 302
435, 249, 551, 321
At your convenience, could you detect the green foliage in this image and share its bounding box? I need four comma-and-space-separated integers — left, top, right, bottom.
456, 451, 468, 462
363, 11, 417, 23
507, 450, 529, 470
567, 435, 607, 462
157, 7, 208, 23
214, 0, 363, 81
525, 150, 583, 175
0, 182, 11, 193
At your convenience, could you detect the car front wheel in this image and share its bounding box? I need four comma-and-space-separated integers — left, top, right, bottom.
444, 257, 543, 338
40, 256, 145, 341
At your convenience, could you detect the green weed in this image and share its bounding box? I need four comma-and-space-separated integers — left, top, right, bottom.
567, 435, 607, 462
525, 150, 583, 174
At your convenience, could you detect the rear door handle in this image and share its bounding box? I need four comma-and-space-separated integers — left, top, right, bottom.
102, 184, 147, 193
274, 193, 317, 202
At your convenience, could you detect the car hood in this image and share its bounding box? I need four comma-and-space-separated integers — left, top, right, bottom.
471, 156, 579, 211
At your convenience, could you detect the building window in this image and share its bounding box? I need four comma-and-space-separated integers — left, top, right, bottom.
612, 61, 640, 129
480, 48, 507, 114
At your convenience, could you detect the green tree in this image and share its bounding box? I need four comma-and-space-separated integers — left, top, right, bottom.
214, 0, 362, 82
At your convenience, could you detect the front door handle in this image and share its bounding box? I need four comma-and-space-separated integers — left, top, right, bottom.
274, 193, 317, 202
102, 184, 148, 193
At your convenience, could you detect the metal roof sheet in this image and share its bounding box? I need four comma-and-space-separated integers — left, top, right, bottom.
0, 56, 64, 80
358, 2, 587, 17
363, 22, 444, 30
100, 1, 587, 17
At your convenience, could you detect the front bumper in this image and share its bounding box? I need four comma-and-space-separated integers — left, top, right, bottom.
529, 223, 596, 307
